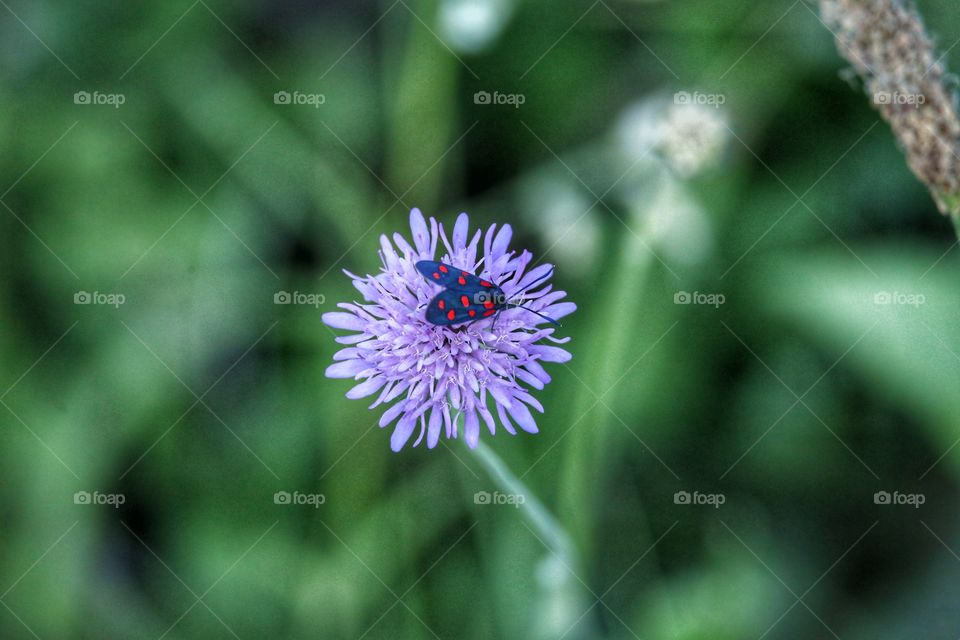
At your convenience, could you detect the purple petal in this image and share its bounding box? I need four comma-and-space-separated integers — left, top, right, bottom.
333, 347, 360, 361
541, 302, 577, 321
488, 384, 514, 409
392, 232, 414, 257
379, 401, 407, 428
508, 402, 539, 434
412, 414, 427, 447
379, 381, 410, 405
452, 213, 469, 250
409, 208, 431, 256
346, 376, 386, 399
530, 345, 573, 363
516, 264, 553, 292
427, 406, 443, 448
323, 312, 368, 331
522, 360, 552, 384
428, 217, 439, 257
335, 334, 367, 345
492, 224, 512, 257
390, 413, 418, 451
449, 384, 462, 409
443, 403, 453, 438
380, 235, 399, 271
326, 360, 367, 378
438, 222, 455, 258
464, 410, 480, 449
465, 229, 482, 266
483, 223, 497, 262
515, 368, 545, 390
496, 403, 517, 435
533, 290, 566, 306
478, 404, 496, 435
512, 390, 544, 413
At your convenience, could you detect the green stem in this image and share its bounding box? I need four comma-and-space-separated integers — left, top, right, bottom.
469, 441, 599, 639
470, 441, 577, 563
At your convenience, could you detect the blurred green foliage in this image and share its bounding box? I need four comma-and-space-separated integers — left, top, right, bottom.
2, 0, 960, 638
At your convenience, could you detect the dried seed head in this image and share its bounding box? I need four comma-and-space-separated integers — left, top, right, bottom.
821, 0, 960, 214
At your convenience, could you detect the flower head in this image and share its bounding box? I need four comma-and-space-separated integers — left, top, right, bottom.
323, 209, 575, 451
615, 96, 727, 179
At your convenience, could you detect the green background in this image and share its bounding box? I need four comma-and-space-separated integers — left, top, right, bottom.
2, 0, 959, 638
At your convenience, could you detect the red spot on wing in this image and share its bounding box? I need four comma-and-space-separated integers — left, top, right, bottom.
483, 309, 496, 317
447, 309, 456, 321
438, 265, 448, 273
483, 301, 494, 309
433, 272, 440, 279
480, 280, 492, 287
438, 300, 445, 310
458, 276, 466, 285
469, 309, 476, 317
460, 295, 470, 307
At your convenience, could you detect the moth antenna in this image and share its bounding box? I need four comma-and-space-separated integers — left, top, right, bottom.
511, 266, 554, 299
513, 304, 561, 327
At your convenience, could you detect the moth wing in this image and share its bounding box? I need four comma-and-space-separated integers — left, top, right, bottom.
415, 260, 485, 291
416, 260, 461, 288
425, 290, 484, 326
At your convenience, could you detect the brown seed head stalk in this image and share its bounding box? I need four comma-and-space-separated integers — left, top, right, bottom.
821, 0, 960, 216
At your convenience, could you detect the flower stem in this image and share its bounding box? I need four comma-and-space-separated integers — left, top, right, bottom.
470, 440, 578, 562
470, 441, 600, 638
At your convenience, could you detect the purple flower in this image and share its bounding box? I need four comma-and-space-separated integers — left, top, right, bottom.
323, 209, 576, 451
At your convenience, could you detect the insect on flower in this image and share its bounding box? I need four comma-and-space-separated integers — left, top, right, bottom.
415, 260, 560, 327
323, 209, 575, 451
